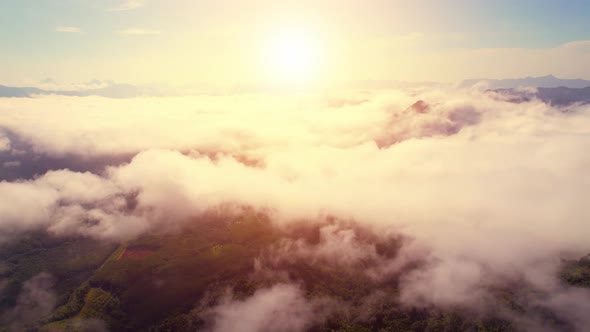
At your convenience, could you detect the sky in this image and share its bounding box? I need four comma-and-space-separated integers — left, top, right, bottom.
1, 0, 590, 86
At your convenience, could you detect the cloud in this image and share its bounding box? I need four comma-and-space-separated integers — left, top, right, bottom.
0, 87, 590, 328
0, 136, 10, 152
33, 78, 114, 92
3, 160, 20, 168
1, 273, 57, 330
116, 28, 162, 35
55, 26, 83, 33
106, 0, 144, 11
201, 284, 330, 332
0, 169, 145, 242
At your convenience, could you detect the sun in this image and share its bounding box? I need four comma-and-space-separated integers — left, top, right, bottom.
264, 26, 322, 85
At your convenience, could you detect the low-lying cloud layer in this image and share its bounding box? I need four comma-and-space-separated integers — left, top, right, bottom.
1, 87, 590, 329
200, 284, 332, 332
1, 273, 56, 330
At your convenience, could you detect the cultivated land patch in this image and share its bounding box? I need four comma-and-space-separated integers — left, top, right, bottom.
117, 246, 158, 260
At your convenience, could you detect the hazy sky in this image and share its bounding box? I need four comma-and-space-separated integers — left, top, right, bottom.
1, 0, 590, 86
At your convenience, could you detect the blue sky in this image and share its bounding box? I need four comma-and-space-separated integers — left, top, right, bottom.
1, 0, 589, 85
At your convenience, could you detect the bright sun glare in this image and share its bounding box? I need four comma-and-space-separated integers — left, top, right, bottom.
265, 26, 321, 85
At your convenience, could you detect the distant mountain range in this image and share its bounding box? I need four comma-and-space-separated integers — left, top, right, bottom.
460, 75, 590, 89
2, 75, 590, 101
491, 86, 590, 106
0, 82, 163, 98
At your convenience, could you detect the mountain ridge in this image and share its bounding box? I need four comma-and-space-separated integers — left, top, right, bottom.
461, 75, 590, 89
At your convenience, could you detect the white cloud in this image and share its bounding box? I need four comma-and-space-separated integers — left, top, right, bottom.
0, 88, 589, 327
202, 284, 329, 332
55, 26, 82, 34
106, 0, 144, 11
0, 136, 10, 152
3, 161, 20, 168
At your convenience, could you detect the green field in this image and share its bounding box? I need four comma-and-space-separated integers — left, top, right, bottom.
1, 213, 589, 331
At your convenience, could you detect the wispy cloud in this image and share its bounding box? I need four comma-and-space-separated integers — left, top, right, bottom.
107, 0, 145, 11
116, 28, 161, 35
55, 26, 83, 34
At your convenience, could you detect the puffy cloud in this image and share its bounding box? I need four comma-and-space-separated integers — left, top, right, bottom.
0, 179, 59, 241
0, 170, 144, 242
0, 87, 589, 327
201, 284, 330, 332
